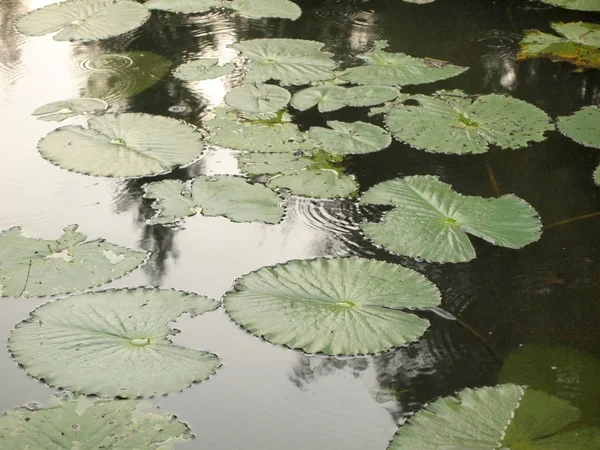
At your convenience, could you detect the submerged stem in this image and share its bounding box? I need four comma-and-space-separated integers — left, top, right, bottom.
545, 211, 600, 229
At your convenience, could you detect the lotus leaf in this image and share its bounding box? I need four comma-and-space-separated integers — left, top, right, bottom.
339, 40, 467, 86
38, 113, 205, 177
146, 0, 301, 19
291, 85, 399, 112
389, 384, 600, 449
16, 0, 150, 41
225, 84, 291, 113
32, 98, 108, 122
224, 257, 441, 355
143, 176, 284, 224
79, 51, 171, 101
309, 121, 392, 155
540, 0, 600, 11
9, 288, 221, 398
205, 107, 317, 153
379, 89, 553, 154
360, 175, 542, 263
499, 343, 600, 423
0, 394, 192, 449
519, 22, 600, 70
0, 225, 147, 298
232, 39, 337, 85
174, 58, 234, 81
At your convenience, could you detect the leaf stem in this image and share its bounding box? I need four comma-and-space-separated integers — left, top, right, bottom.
18, 259, 33, 298
545, 211, 600, 230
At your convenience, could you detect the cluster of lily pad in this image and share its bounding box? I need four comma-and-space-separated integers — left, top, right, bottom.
3, 0, 600, 448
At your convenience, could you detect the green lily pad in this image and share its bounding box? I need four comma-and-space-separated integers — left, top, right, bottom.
224, 84, 291, 113
0, 394, 192, 449
557, 106, 600, 148
143, 176, 284, 225
380, 89, 553, 154
269, 169, 358, 199
519, 22, 600, 70
9, 288, 221, 398
540, 0, 600, 11
174, 58, 234, 81
79, 51, 172, 102
238, 152, 313, 176
309, 121, 392, 155
232, 39, 337, 85
345, 85, 400, 107
360, 175, 542, 263
291, 85, 348, 112
224, 257, 441, 355
0, 225, 148, 298
594, 165, 600, 185
16, 0, 150, 41
339, 40, 468, 86
205, 107, 317, 153
146, 0, 301, 19
39, 113, 205, 178
499, 343, 600, 424
32, 98, 108, 122
389, 384, 600, 449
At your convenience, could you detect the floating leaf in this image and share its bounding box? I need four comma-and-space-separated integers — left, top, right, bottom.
269, 169, 358, 199
143, 176, 284, 224
557, 106, 600, 148
291, 85, 399, 112
389, 384, 600, 449
174, 58, 234, 81
205, 107, 317, 153
32, 98, 108, 122
79, 51, 171, 102
225, 84, 291, 113
239, 152, 313, 176
0, 394, 192, 448
0, 225, 147, 298
380, 89, 553, 154
309, 121, 392, 155
9, 288, 221, 398
539, 0, 600, 11
16, 0, 149, 41
291, 85, 348, 112
519, 22, 600, 70
499, 343, 600, 423
595, 165, 600, 185
232, 39, 337, 85
39, 113, 205, 177
339, 40, 467, 86
146, 0, 301, 19
360, 175, 542, 263
224, 257, 441, 355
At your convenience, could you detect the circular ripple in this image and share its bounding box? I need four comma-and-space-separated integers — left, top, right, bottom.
472, 29, 521, 63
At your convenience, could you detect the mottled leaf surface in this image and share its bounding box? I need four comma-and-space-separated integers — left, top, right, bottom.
224, 257, 441, 355
309, 121, 392, 155
32, 98, 107, 122
268, 169, 358, 199
225, 84, 291, 113
174, 58, 234, 81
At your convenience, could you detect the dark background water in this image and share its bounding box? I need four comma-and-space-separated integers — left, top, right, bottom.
1, 0, 600, 448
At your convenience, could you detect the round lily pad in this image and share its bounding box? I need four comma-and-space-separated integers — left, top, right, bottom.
557, 106, 600, 149
268, 169, 359, 199
224, 84, 291, 113
16, 0, 150, 41
32, 98, 108, 122
9, 288, 221, 398
309, 121, 392, 155
224, 257, 441, 355
174, 58, 234, 81
0, 225, 148, 298
38, 113, 205, 178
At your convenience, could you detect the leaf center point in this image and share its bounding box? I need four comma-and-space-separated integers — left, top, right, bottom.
130, 338, 150, 347
335, 301, 356, 308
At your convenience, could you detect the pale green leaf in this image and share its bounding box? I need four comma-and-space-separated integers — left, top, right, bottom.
0, 394, 192, 449
16, 0, 150, 41
144, 0, 224, 13
0, 225, 148, 298
360, 175, 542, 263
9, 287, 221, 398
32, 98, 107, 122
557, 106, 600, 149
239, 152, 313, 176
389, 384, 600, 449
291, 85, 348, 112
174, 58, 234, 81
268, 169, 358, 199
339, 40, 467, 86
345, 85, 400, 107
143, 176, 284, 224
39, 113, 205, 177
594, 164, 600, 185
232, 39, 337, 85
230, 0, 301, 19
540, 0, 600, 11
383, 90, 553, 154
309, 121, 392, 155
224, 257, 441, 355
225, 84, 291, 113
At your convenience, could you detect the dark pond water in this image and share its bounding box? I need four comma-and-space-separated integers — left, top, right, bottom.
1, 0, 600, 448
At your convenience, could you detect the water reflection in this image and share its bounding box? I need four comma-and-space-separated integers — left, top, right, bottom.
0, 0, 26, 96
289, 355, 370, 391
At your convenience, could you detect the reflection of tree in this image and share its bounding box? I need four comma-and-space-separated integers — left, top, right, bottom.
289, 354, 370, 391
0, 0, 26, 90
